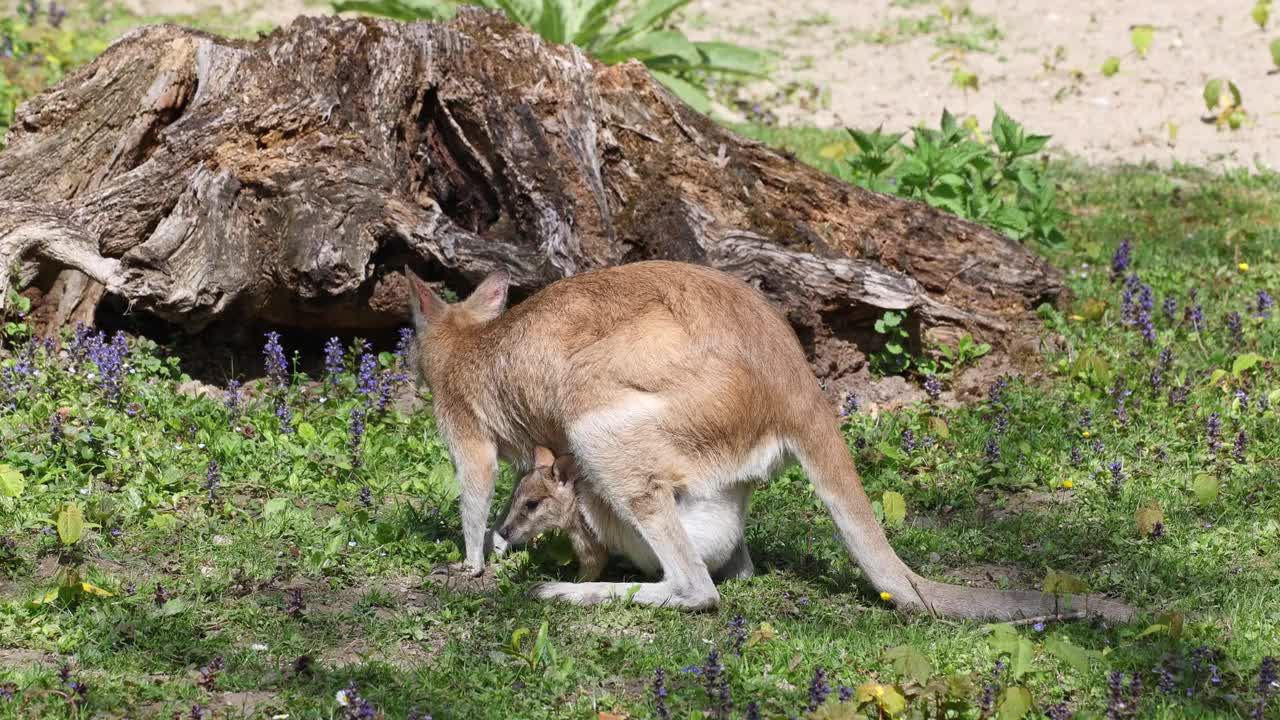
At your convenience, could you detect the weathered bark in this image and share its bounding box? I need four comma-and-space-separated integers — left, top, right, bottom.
0, 10, 1063, 392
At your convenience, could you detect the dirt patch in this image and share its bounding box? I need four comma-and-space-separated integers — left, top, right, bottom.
941, 563, 1037, 589
0, 647, 62, 669
423, 563, 499, 596
212, 690, 283, 716
686, 0, 1280, 171
319, 636, 445, 669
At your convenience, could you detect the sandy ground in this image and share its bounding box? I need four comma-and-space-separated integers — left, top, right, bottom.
684, 0, 1280, 170
42, 0, 1280, 170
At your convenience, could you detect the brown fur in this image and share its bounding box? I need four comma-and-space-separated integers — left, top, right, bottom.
406, 260, 1139, 622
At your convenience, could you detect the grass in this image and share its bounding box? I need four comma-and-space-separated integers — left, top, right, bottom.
3, 7, 1280, 720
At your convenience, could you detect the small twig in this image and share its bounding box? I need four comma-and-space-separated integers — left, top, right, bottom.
905, 574, 938, 619
1005, 611, 1086, 626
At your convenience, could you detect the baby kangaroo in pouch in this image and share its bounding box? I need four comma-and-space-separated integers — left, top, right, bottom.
405, 260, 1138, 621
498, 447, 754, 583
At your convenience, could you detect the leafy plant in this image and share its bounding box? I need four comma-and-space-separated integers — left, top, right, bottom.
331, 0, 770, 113
1130, 24, 1154, 58
1101, 56, 1120, 77
1202, 78, 1248, 130
1253, 0, 1271, 29
823, 106, 1067, 247
871, 310, 913, 375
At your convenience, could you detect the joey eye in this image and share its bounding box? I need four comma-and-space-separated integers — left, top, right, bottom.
524, 499, 541, 512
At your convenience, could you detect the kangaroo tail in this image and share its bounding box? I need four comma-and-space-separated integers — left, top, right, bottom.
794, 424, 1139, 623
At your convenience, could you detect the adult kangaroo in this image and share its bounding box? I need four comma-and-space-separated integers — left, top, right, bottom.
405, 260, 1136, 622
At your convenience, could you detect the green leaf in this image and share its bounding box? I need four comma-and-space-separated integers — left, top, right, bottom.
1271, 38, 1280, 67
56, 504, 84, 546
1192, 473, 1218, 506
332, 0, 454, 21
429, 461, 460, 501
692, 40, 769, 76
1044, 636, 1098, 672
263, 497, 290, 517
882, 491, 907, 529
855, 682, 907, 716
882, 644, 933, 684
297, 422, 319, 443
1204, 78, 1223, 111
1253, 2, 1270, 29
998, 686, 1033, 720
1043, 569, 1088, 596
1130, 25, 1154, 58
0, 464, 25, 498
745, 621, 776, 648
1101, 56, 1120, 77
1232, 352, 1264, 376
649, 70, 710, 114
535, 0, 568, 44
604, 0, 691, 50
876, 441, 906, 463
987, 624, 1033, 679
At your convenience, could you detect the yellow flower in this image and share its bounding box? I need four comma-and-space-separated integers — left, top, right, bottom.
1238, 262, 1249, 272
1062, 479, 1074, 489
879, 591, 893, 602
1070, 314, 1085, 321
1082, 430, 1091, 438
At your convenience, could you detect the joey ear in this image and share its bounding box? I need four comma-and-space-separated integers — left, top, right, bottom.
552, 454, 576, 486
405, 267, 448, 335
532, 446, 555, 470
462, 269, 510, 322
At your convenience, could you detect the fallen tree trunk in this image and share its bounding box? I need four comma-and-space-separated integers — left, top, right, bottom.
0, 9, 1064, 393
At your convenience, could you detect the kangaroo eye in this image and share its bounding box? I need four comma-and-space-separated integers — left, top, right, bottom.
524, 499, 540, 512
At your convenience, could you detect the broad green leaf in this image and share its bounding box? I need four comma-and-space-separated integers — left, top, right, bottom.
649, 70, 710, 114
615, 30, 701, 65
1232, 352, 1264, 376
1130, 25, 1154, 58
1157, 610, 1185, 640
332, 0, 454, 21
1044, 635, 1098, 672
928, 415, 950, 439
297, 422, 319, 442
1043, 569, 1088, 596
57, 504, 84, 546
876, 441, 906, 463
1254, 2, 1271, 29
987, 624, 1033, 679
998, 686, 1033, 720
1101, 56, 1120, 77
429, 461, 460, 501
536, 0, 568, 44
1204, 79, 1223, 110
0, 464, 24, 498
605, 0, 691, 50
1192, 474, 1218, 506
1135, 623, 1168, 639
1271, 38, 1280, 67
882, 491, 907, 529
692, 40, 769, 76
882, 644, 933, 684
263, 497, 290, 516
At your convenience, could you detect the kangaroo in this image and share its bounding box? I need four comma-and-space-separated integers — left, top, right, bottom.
405, 260, 1137, 621
497, 447, 755, 583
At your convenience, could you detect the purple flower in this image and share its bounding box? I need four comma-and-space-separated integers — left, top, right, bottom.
728, 614, 747, 656
1186, 304, 1205, 333
1045, 702, 1072, 720
984, 437, 1001, 464
1151, 521, 1165, 538
356, 352, 379, 406
1033, 621, 1045, 632
653, 667, 671, 720
1169, 384, 1189, 406
923, 374, 942, 402
1070, 445, 1083, 465
901, 428, 917, 454
838, 686, 853, 702
262, 331, 288, 388
1226, 311, 1244, 346
224, 379, 242, 424
394, 326, 414, 363
807, 666, 830, 712
988, 376, 1009, 406
1108, 459, 1125, 488
1207, 413, 1222, 454
348, 406, 367, 467
1254, 656, 1277, 720
1233, 430, 1247, 464
275, 394, 294, 434
1162, 296, 1178, 322
1255, 290, 1274, 319
1114, 396, 1129, 427
1158, 346, 1173, 368
1149, 367, 1163, 393
49, 411, 63, 444
1236, 390, 1249, 411
1157, 665, 1176, 695
336, 680, 377, 720
993, 411, 1010, 435
1079, 408, 1093, 429
196, 656, 223, 690
205, 460, 221, 505
1111, 239, 1131, 279
745, 702, 759, 720
358, 485, 372, 508
48, 1, 66, 27
840, 391, 860, 418
1138, 310, 1156, 344
323, 337, 344, 387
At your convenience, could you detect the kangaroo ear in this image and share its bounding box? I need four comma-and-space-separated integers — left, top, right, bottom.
532, 446, 555, 470
552, 454, 576, 486
405, 267, 448, 335
463, 269, 510, 322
